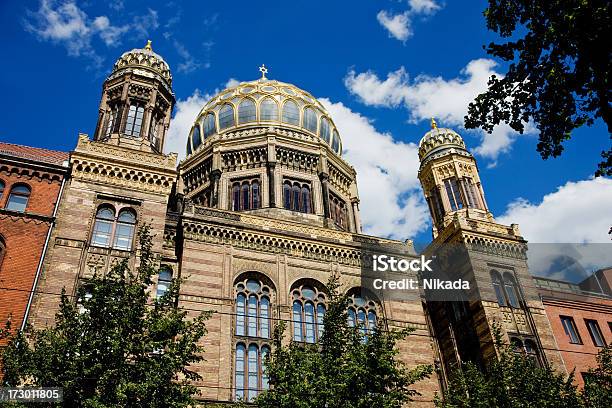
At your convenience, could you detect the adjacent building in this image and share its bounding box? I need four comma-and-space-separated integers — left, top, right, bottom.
0, 142, 68, 340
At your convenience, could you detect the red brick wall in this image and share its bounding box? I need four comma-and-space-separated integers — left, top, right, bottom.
542, 296, 612, 387
0, 169, 64, 340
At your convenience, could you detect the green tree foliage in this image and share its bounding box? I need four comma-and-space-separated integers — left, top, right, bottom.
0, 225, 210, 408
465, 0, 611, 176
583, 345, 612, 408
255, 276, 432, 408
434, 329, 612, 408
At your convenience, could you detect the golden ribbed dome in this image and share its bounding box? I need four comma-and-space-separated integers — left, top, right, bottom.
110, 40, 172, 86
418, 120, 468, 162
186, 75, 342, 157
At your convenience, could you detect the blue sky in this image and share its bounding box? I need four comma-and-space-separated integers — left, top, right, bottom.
0, 0, 610, 245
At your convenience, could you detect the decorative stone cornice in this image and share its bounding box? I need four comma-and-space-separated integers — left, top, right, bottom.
71, 134, 177, 195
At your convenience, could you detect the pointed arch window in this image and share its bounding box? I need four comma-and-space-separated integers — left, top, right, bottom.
303, 107, 318, 133
6, 184, 31, 213
219, 104, 235, 129
320, 118, 331, 143
238, 99, 257, 124
281, 100, 299, 125
291, 283, 327, 343
203, 113, 216, 139
260, 98, 278, 121
192, 125, 202, 150
125, 103, 145, 137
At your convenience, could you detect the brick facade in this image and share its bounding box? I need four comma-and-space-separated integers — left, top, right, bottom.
0, 143, 68, 340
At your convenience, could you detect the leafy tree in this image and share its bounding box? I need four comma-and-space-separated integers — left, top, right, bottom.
465, 0, 611, 176
435, 327, 584, 408
0, 225, 210, 408
583, 345, 612, 408
255, 276, 432, 408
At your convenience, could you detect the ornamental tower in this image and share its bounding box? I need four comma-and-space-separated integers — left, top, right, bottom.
30, 43, 177, 328
417, 120, 565, 386
93, 41, 175, 153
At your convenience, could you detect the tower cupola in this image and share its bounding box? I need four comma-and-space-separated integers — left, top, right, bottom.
417, 120, 492, 238
93, 41, 175, 154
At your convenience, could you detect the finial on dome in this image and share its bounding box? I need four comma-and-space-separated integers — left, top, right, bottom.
431, 117, 438, 129
259, 64, 268, 79
145, 40, 152, 51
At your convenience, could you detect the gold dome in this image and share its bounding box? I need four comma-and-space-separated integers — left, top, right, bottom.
186, 76, 342, 157
418, 121, 468, 162
109, 40, 172, 86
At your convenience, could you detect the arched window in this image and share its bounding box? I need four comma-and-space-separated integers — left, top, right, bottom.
231, 179, 261, 211
524, 339, 539, 364
347, 290, 379, 338
234, 277, 273, 339
300, 185, 311, 213
91, 207, 115, 247
283, 182, 291, 209
238, 99, 257, 124
511, 337, 524, 354
491, 271, 507, 306
149, 115, 160, 150
0, 180, 5, 201
156, 267, 172, 298
504, 273, 520, 308
234, 275, 273, 401
283, 179, 312, 214
291, 184, 300, 211
282, 100, 300, 125
444, 177, 464, 211
6, 184, 31, 212
186, 139, 192, 156
113, 209, 136, 251
303, 107, 317, 133
260, 98, 278, 121
125, 103, 145, 137
291, 283, 327, 343
192, 125, 202, 150
219, 104, 235, 129
203, 113, 216, 139
252, 181, 260, 209
320, 118, 331, 143
331, 130, 340, 153
235, 343, 269, 401
329, 192, 347, 228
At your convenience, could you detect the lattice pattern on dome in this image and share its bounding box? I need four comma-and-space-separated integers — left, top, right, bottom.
186, 79, 343, 157
111, 47, 172, 86
418, 127, 467, 161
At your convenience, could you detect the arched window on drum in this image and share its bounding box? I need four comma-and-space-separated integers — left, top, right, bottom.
347, 289, 379, 339
291, 282, 327, 343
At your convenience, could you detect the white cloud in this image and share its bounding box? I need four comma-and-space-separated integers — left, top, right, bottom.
320, 99, 430, 239
225, 78, 240, 88
173, 39, 201, 73
377, 0, 441, 42
92, 16, 128, 46
377, 11, 412, 42
133, 8, 159, 38
497, 178, 612, 243
344, 59, 528, 162
24, 0, 133, 66
409, 0, 441, 14
165, 90, 209, 160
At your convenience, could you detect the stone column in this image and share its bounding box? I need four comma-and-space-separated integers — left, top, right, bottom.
210, 169, 222, 208
319, 172, 330, 220
267, 162, 276, 207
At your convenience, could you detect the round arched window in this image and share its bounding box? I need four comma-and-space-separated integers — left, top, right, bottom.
219, 104, 235, 129
282, 100, 299, 125
260, 98, 278, 121
303, 107, 318, 133
291, 283, 327, 343
238, 99, 256, 124
347, 290, 379, 337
